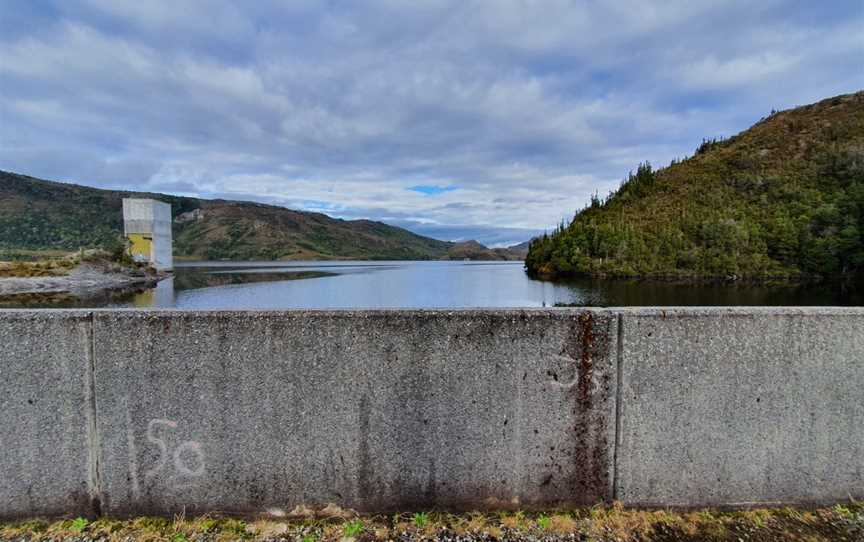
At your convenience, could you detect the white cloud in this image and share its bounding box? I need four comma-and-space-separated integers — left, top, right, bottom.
0, 0, 862, 244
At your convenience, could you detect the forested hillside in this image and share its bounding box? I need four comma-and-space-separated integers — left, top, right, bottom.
526, 91, 864, 280
0, 171, 520, 261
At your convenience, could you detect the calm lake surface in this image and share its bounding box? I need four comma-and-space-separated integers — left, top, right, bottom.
35, 260, 863, 309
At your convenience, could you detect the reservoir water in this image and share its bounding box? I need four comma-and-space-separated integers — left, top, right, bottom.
12, 260, 859, 309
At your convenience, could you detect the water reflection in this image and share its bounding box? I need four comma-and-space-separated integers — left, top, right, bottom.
131, 276, 176, 308
118, 261, 862, 309
127, 268, 340, 308
2, 260, 860, 309
553, 277, 864, 307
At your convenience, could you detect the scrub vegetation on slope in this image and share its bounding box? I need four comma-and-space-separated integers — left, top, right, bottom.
0, 171, 524, 261
526, 91, 864, 281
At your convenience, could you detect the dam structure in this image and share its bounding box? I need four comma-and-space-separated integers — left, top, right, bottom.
0, 307, 862, 519
122, 198, 173, 271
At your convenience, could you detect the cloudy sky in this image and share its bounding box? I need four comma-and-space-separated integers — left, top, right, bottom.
1, 1, 862, 246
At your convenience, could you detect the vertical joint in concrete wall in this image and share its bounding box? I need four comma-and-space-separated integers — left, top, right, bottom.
611, 313, 624, 501
85, 312, 104, 517
561, 310, 618, 504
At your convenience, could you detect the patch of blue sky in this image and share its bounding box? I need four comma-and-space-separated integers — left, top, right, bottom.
407, 185, 459, 196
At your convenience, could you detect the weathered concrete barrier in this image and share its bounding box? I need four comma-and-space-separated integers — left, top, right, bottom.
92, 310, 617, 516
615, 307, 864, 507
0, 312, 96, 518
0, 308, 861, 519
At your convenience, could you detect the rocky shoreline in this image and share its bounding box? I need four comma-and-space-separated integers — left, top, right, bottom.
0, 262, 164, 299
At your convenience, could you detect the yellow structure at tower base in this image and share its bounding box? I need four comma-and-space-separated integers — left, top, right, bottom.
127, 234, 153, 262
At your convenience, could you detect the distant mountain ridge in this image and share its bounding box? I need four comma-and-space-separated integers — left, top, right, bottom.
0, 171, 527, 261
445, 240, 529, 260
526, 91, 864, 280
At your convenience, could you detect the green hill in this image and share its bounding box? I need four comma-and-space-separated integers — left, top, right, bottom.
0, 171, 515, 261
526, 91, 864, 281
443, 240, 528, 260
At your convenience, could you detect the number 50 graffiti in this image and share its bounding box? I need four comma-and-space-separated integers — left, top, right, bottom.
128, 417, 206, 495
145, 419, 205, 478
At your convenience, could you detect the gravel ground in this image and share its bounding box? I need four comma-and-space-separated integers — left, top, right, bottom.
2, 503, 862, 542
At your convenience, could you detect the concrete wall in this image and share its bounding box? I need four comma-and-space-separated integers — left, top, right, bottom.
0, 312, 96, 518
615, 308, 864, 507
0, 308, 861, 519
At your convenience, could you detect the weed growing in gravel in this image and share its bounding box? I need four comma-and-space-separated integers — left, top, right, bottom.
500, 511, 525, 530
535, 513, 551, 530
548, 513, 577, 534
342, 519, 364, 537
69, 517, 88, 533
412, 512, 429, 529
